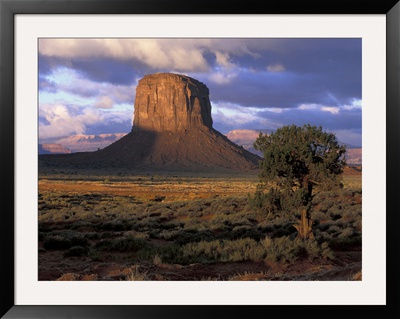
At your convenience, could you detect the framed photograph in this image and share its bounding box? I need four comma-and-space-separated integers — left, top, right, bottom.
1, 0, 399, 318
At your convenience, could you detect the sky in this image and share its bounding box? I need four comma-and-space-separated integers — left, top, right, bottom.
38, 38, 362, 147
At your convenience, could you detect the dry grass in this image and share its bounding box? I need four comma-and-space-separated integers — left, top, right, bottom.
125, 265, 150, 281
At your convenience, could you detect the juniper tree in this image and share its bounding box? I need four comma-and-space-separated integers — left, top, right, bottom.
253, 124, 346, 239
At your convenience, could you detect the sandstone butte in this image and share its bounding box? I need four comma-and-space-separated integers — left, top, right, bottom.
39, 73, 262, 173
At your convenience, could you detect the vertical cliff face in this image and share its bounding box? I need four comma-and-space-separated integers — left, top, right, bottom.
39, 73, 262, 173
133, 73, 213, 132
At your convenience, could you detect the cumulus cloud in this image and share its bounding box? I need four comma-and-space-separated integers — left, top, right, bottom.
321, 106, 340, 114
298, 104, 318, 111
39, 103, 133, 141
38, 38, 291, 77
203, 52, 239, 85
342, 99, 362, 110
39, 39, 210, 72
214, 51, 236, 68
298, 103, 355, 115
208, 72, 238, 85
94, 96, 114, 109
39, 104, 102, 140
212, 102, 280, 132
41, 67, 135, 106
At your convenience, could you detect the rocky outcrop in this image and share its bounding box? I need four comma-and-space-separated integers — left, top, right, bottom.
39, 73, 261, 173
133, 73, 212, 132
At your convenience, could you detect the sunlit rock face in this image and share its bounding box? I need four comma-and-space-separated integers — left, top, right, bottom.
133, 73, 213, 133
39, 73, 262, 173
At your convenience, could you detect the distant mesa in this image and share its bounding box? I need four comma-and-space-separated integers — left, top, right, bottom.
226, 129, 272, 157
39, 73, 262, 172
39, 143, 71, 155
50, 133, 127, 153
345, 148, 362, 166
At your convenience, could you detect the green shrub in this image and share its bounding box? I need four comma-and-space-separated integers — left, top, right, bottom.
303, 239, 334, 261
262, 236, 301, 264
311, 210, 327, 221
262, 236, 334, 264
88, 248, 101, 261
63, 245, 88, 257
338, 227, 354, 238
159, 229, 182, 240
95, 237, 148, 252
181, 238, 264, 264
320, 242, 335, 260
135, 244, 182, 264
327, 225, 342, 235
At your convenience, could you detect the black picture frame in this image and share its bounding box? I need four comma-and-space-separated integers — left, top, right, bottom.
1, 0, 399, 318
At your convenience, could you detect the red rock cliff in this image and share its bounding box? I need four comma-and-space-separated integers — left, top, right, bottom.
133, 73, 213, 132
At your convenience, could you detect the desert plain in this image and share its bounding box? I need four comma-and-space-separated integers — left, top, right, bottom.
38, 165, 361, 281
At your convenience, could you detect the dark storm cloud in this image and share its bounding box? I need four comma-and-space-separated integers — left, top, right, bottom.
38, 54, 57, 76
39, 53, 142, 86
72, 58, 139, 85
39, 38, 361, 109
203, 38, 361, 108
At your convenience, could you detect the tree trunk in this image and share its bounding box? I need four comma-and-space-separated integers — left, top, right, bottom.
294, 208, 314, 239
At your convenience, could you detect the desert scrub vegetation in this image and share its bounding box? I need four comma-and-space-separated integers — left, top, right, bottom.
38, 174, 360, 271
181, 238, 265, 264
94, 237, 149, 252
42, 231, 89, 251
176, 235, 334, 265
261, 236, 333, 264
